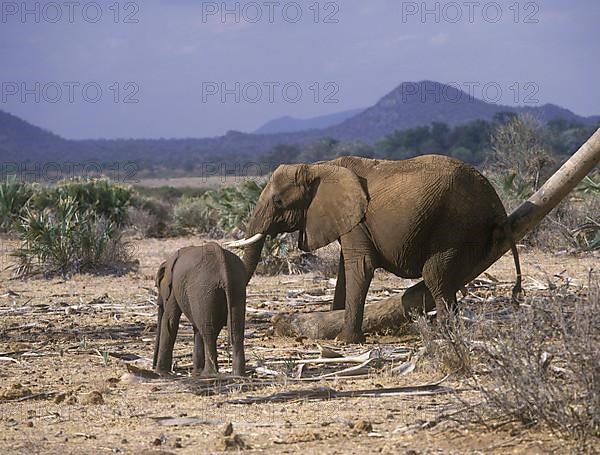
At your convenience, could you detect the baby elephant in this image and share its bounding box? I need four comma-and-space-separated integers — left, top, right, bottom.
153, 243, 247, 377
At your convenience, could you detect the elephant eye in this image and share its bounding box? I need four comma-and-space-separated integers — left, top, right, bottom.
272, 195, 284, 208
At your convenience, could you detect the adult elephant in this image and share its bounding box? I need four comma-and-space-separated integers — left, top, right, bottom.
229, 155, 521, 343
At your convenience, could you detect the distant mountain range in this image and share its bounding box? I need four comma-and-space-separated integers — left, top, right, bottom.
1, 81, 598, 165
254, 108, 365, 134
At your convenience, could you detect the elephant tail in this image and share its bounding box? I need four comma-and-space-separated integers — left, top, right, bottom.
491, 221, 522, 302
503, 222, 523, 302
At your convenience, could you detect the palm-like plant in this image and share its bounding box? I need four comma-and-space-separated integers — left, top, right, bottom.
0, 175, 34, 231
13, 194, 127, 276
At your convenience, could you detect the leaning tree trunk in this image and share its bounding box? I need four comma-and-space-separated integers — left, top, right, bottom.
272, 128, 600, 339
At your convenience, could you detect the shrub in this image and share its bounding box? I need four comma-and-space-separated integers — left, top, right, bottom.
134, 185, 208, 204
205, 179, 266, 235
38, 177, 134, 225
128, 197, 172, 237
172, 196, 222, 237
13, 195, 131, 276
475, 283, 600, 446
489, 114, 555, 193
415, 280, 600, 447
0, 175, 34, 232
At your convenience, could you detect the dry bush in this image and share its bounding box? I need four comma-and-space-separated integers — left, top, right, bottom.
413, 311, 478, 375
415, 280, 600, 447
489, 114, 555, 192
126, 206, 161, 238
129, 198, 173, 238
312, 243, 341, 278
474, 282, 600, 446
521, 195, 600, 251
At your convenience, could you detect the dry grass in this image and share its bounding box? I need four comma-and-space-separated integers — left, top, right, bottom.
0, 236, 598, 454
414, 273, 600, 449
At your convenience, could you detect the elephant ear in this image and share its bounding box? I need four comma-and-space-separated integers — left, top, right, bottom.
158, 252, 179, 303
301, 164, 368, 251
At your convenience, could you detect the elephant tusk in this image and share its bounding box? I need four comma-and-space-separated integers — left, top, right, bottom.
225, 233, 265, 248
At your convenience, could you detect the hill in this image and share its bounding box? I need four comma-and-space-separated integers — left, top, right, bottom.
1, 81, 598, 169
254, 108, 365, 134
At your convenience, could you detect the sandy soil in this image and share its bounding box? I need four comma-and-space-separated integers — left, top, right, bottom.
0, 235, 597, 454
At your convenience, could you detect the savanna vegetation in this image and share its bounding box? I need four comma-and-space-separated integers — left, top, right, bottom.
0, 115, 598, 451
0, 114, 598, 278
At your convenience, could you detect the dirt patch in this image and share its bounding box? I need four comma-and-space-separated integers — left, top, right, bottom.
0, 236, 597, 454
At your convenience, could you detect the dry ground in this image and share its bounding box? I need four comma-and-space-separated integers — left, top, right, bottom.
0, 235, 597, 454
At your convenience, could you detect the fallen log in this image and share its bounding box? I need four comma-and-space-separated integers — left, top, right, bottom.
273, 128, 600, 339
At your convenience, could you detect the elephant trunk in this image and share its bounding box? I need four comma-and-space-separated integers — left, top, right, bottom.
241, 200, 271, 284
241, 235, 266, 284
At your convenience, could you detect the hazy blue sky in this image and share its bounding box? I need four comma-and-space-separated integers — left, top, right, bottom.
1, 0, 598, 139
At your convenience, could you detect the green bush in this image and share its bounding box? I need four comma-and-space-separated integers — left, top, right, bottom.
134, 185, 208, 204
204, 179, 266, 234
36, 177, 134, 225
13, 194, 131, 276
0, 175, 34, 231
172, 196, 221, 236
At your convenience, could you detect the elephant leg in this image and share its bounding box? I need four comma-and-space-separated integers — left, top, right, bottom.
422, 252, 461, 325
331, 249, 346, 311
155, 297, 181, 374
201, 330, 219, 377
152, 302, 164, 370
336, 227, 377, 343
228, 299, 246, 377
192, 328, 205, 375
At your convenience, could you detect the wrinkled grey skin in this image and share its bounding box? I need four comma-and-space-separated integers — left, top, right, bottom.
241, 155, 521, 343
153, 243, 246, 376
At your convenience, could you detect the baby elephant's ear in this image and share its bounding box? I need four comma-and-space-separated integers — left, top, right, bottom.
158, 253, 179, 302
155, 261, 167, 289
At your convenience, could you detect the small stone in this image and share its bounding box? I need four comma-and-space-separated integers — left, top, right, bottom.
0, 383, 32, 400
81, 391, 104, 405
353, 420, 373, 433
26, 421, 33, 428
222, 422, 233, 436
217, 434, 249, 451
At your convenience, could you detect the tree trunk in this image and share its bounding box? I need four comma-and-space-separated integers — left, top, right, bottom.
272, 128, 600, 339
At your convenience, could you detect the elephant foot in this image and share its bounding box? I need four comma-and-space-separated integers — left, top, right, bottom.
199, 368, 220, 378
335, 329, 366, 344
154, 368, 172, 377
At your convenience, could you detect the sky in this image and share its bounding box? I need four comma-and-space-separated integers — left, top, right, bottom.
1, 0, 599, 139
